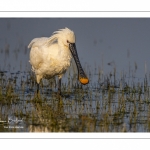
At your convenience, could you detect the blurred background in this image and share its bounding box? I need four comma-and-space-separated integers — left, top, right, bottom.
0, 18, 150, 79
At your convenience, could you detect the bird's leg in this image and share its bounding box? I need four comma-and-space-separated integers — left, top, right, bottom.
34, 83, 41, 99
37, 83, 40, 94
35, 75, 42, 98
57, 78, 61, 95
33, 83, 40, 99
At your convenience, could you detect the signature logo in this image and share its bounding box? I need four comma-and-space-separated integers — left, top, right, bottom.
8, 117, 24, 124
1, 117, 24, 129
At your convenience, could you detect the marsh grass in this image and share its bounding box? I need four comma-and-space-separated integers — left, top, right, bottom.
0, 63, 150, 132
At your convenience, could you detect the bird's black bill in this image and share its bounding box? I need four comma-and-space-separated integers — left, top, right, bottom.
69, 43, 89, 85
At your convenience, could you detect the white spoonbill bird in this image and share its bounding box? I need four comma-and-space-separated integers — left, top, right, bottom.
28, 27, 89, 95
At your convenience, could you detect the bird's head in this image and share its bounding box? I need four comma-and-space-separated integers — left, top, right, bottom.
50, 27, 76, 47
48, 27, 89, 85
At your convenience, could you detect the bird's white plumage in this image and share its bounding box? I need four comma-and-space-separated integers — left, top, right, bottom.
28, 27, 75, 84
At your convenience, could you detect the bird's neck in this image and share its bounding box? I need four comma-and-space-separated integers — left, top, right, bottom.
58, 43, 72, 61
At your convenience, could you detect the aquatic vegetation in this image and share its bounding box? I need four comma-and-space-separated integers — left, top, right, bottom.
0, 63, 150, 132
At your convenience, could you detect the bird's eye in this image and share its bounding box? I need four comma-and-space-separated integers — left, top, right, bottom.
67, 40, 70, 43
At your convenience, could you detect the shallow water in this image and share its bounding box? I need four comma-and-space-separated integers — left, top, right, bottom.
0, 67, 150, 132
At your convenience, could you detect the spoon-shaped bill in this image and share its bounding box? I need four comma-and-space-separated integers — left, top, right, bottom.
69, 43, 89, 85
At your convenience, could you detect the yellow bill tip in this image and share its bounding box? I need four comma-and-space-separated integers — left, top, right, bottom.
79, 77, 89, 85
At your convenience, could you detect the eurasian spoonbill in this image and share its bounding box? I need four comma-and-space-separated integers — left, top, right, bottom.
28, 27, 89, 95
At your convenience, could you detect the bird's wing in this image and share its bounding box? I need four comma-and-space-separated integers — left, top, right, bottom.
29, 46, 44, 71
28, 37, 49, 72
28, 37, 49, 49
28, 37, 59, 74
